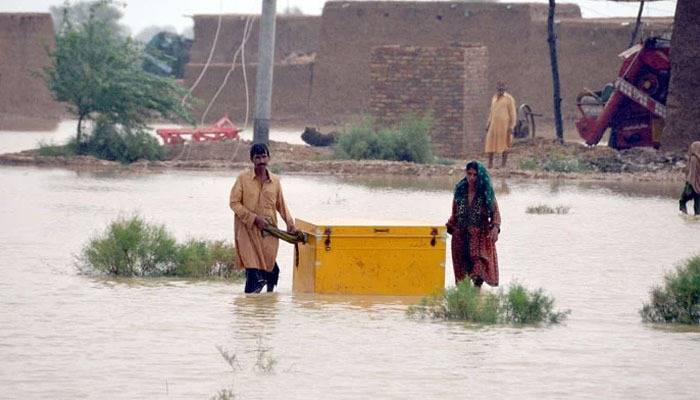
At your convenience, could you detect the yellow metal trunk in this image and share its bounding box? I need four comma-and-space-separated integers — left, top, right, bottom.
293, 219, 446, 295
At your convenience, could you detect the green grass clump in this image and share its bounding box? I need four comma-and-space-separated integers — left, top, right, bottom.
38, 140, 77, 157
640, 255, 700, 325
78, 216, 242, 279
518, 153, 592, 173
408, 281, 569, 325
335, 115, 434, 164
503, 283, 569, 324
542, 152, 591, 173
518, 157, 539, 171
526, 204, 570, 215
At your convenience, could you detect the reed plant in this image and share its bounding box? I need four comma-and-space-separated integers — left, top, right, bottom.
408, 281, 569, 325
78, 216, 242, 280
640, 255, 700, 325
526, 204, 570, 215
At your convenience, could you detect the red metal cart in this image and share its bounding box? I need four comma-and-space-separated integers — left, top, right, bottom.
156, 116, 241, 145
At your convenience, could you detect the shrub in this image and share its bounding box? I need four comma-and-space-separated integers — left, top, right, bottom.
518, 153, 592, 173
408, 280, 569, 325
503, 283, 569, 324
175, 239, 239, 278
542, 152, 591, 173
82, 119, 166, 164
526, 204, 570, 215
78, 216, 243, 280
38, 140, 77, 157
335, 115, 434, 163
640, 255, 700, 325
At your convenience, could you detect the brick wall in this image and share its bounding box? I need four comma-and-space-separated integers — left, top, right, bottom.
369, 44, 488, 158
0, 13, 64, 130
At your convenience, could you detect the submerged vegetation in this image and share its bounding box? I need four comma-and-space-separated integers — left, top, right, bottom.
78, 216, 242, 279
640, 255, 700, 325
335, 115, 434, 164
408, 281, 570, 325
526, 204, 571, 215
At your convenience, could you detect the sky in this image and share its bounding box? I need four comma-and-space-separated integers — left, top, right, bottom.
0, 0, 678, 36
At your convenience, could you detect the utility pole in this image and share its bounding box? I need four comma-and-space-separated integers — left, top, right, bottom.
253, 0, 277, 145
547, 0, 564, 143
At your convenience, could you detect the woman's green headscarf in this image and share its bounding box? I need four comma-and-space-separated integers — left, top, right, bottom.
453, 160, 495, 212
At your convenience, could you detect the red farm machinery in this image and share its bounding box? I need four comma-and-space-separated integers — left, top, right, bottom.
156, 116, 241, 145
575, 37, 670, 150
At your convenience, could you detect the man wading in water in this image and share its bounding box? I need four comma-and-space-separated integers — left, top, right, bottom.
229, 143, 298, 293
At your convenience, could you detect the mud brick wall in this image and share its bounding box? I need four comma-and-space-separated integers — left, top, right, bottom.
0, 13, 64, 130
183, 62, 313, 125
369, 45, 488, 158
665, 0, 700, 150
190, 15, 320, 65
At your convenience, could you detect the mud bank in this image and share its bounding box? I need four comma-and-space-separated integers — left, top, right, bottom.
0, 138, 687, 183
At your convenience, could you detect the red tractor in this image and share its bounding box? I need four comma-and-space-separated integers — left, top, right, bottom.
576, 37, 670, 150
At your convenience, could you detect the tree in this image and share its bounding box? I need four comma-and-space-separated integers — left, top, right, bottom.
547, 0, 564, 143
43, 0, 193, 146
50, 0, 129, 38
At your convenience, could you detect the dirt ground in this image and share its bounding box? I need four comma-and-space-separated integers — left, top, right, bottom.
0, 133, 688, 185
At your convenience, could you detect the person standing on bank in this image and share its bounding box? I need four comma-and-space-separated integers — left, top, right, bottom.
679, 141, 700, 215
485, 81, 517, 169
446, 161, 501, 289
230, 143, 297, 293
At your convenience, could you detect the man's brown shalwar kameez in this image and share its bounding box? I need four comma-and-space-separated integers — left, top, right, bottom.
229, 169, 294, 272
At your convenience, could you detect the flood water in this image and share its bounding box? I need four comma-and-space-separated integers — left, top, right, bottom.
2, 139, 700, 398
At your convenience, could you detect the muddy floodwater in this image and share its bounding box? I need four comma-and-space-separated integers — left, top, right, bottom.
1, 161, 699, 399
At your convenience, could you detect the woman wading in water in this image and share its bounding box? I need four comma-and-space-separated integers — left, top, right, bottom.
446, 161, 501, 288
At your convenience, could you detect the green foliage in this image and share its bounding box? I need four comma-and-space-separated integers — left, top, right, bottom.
175, 239, 239, 279
43, 0, 193, 145
50, 0, 128, 37
518, 157, 539, 171
526, 204, 570, 215
78, 216, 243, 280
518, 153, 592, 173
210, 390, 236, 400
542, 152, 591, 173
37, 140, 77, 157
641, 255, 700, 325
503, 283, 569, 324
408, 281, 569, 325
82, 118, 165, 163
335, 116, 434, 164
